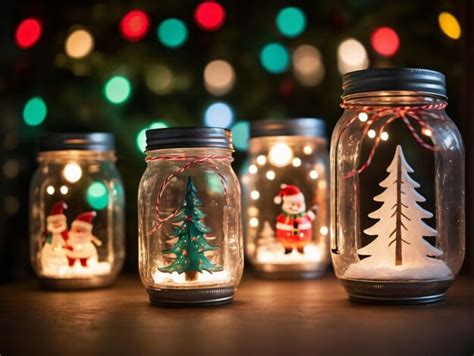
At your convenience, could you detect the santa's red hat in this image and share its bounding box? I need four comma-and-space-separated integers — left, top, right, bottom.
72, 211, 96, 231
274, 184, 303, 204
47, 201, 67, 222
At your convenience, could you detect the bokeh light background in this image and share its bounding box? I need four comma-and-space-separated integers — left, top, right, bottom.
0, 0, 468, 281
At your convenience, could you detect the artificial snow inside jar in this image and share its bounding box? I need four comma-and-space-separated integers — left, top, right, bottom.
30, 133, 125, 289
331, 68, 465, 304
138, 127, 243, 306
241, 119, 330, 279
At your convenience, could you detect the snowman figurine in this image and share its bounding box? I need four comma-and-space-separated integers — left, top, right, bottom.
274, 184, 318, 254
64, 211, 102, 268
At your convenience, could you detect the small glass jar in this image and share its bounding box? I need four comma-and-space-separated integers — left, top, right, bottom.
241, 119, 330, 279
30, 133, 125, 289
138, 128, 243, 306
331, 68, 465, 304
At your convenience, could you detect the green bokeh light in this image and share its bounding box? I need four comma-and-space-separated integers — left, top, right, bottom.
23, 97, 47, 126
260, 42, 289, 74
104, 76, 131, 104
276, 7, 306, 38
136, 121, 168, 153
231, 121, 250, 151
86, 181, 109, 210
157, 18, 188, 48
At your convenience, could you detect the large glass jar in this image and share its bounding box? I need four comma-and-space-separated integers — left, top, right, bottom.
241, 119, 330, 279
331, 68, 465, 304
138, 128, 243, 306
30, 133, 125, 289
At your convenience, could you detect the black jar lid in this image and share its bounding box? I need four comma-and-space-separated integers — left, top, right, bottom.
342, 68, 446, 98
250, 118, 326, 138
39, 133, 115, 152
146, 127, 233, 151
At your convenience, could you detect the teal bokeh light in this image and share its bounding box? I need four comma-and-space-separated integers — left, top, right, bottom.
104, 76, 131, 104
157, 18, 188, 48
231, 121, 250, 151
23, 97, 47, 126
276, 7, 306, 38
260, 42, 289, 74
86, 181, 109, 210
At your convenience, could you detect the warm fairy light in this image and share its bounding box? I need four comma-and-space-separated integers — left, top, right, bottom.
249, 217, 259, 227
256, 155, 267, 165
370, 27, 400, 57
63, 163, 82, 183
320, 226, 329, 235
120, 10, 150, 42
266, 170, 275, 180
204, 60, 235, 96
303, 145, 313, 155
249, 164, 258, 174
46, 186, 55, 195
358, 112, 368, 122
269, 143, 293, 167
194, 2, 226, 31
292, 44, 325, 86
422, 128, 432, 137
368, 129, 376, 139
438, 12, 461, 40
250, 190, 260, 200
337, 38, 369, 74
15, 18, 42, 49
247, 207, 259, 216
65, 29, 94, 59
309, 170, 319, 179
60, 185, 69, 195
292, 157, 302, 167
381, 131, 389, 141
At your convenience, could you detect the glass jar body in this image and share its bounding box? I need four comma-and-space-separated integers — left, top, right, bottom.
330, 93, 465, 303
242, 136, 330, 279
30, 150, 125, 289
138, 148, 243, 306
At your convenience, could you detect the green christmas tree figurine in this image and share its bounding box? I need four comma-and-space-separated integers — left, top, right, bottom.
159, 177, 223, 281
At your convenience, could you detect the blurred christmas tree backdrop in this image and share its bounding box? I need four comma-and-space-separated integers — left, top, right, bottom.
0, 0, 466, 281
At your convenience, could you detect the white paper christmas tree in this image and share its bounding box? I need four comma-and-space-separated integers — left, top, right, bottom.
344, 145, 452, 280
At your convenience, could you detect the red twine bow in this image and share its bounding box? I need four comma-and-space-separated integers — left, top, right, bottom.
146, 155, 232, 234
340, 102, 447, 179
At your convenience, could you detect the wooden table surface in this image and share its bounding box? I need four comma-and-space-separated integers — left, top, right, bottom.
1, 273, 473, 355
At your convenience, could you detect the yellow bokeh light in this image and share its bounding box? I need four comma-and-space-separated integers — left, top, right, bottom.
65, 29, 94, 59
438, 12, 461, 40
266, 170, 275, 180
251, 190, 260, 200
256, 155, 267, 166
249, 164, 258, 174
292, 157, 302, 167
292, 44, 325, 87
337, 38, 369, 75
204, 60, 235, 96
368, 129, 376, 139
249, 217, 259, 227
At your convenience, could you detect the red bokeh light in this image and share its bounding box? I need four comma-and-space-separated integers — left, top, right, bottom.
371, 26, 400, 57
120, 10, 150, 42
194, 2, 226, 31
15, 18, 42, 49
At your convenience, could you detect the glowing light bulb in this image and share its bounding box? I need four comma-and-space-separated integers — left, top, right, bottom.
422, 128, 432, 137
303, 145, 313, 155
250, 190, 260, 200
309, 170, 319, 179
358, 112, 368, 122
249, 164, 258, 174
320, 226, 329, 235
46, 186, 55, 195
266, 170, 275, 180
381, 131, 389, 141
269, 143, 293, 167
368, 129, 376, 139
60, 186, 69, 195
63, 163, 82, 183
292, 157, 302, 167
249, 217, 259, 227
256, 155, 267, 166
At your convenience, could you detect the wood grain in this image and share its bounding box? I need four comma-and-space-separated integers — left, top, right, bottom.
0, 273, 473, 355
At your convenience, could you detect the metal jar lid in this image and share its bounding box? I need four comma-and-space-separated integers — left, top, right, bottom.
39, 133, 115, 152
342, 68, 446, 98
250, 118, 326, 138
146, 127, 233, 151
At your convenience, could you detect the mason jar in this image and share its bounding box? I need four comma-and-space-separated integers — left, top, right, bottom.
138, 127, 243, 306
30, 133, 125, 289
331, 68, 465, 304
241, 119, 330, 279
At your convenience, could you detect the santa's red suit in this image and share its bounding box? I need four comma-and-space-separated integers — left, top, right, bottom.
274, 184, 317, 253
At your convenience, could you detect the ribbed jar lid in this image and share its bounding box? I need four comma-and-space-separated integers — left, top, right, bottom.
342, 68, 446, 98
250, 118, 326, 138
146, 127, 233, 151
39, 133, 115, 152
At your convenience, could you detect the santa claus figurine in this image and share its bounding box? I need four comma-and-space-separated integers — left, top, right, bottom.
274, 184, 318, 254
64, 211, 102, 267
